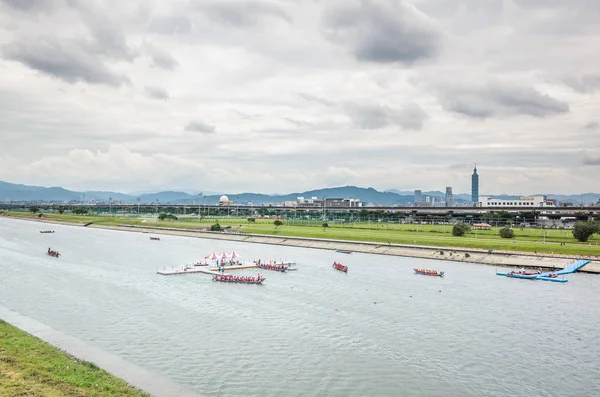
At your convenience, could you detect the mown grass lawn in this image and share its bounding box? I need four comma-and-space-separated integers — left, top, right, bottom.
0, 321, 149, 397
6, 212, 600, 256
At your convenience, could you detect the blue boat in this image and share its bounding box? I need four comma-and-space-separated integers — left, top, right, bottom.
496, 259, 590, 283
336, 250, 352, 254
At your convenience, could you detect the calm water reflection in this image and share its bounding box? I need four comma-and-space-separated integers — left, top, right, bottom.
1, 218, 599, 396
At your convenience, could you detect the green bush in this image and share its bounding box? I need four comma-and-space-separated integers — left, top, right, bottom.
572, 221, 599, 242
274, 220, 283, 228
210, 223, 222, 231
452, 223, 471, 236
499, 227, 515, 239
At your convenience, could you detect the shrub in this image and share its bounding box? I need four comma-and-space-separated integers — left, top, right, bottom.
499, 227, 515, 239
247, 218, 256, 223
210, 223, 222, 232
274, 220, 283, 228
452, 223, 471, 236
465, 253, 470, 258
572, 221, 599, 242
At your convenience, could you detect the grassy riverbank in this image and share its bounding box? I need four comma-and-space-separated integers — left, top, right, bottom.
0, 320, 149, 397
4, 211, 600, 256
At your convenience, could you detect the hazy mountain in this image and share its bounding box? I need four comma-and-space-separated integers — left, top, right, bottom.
1, 181, 599, 205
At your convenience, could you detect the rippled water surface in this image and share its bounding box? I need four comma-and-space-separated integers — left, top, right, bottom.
1, 218, 600, 397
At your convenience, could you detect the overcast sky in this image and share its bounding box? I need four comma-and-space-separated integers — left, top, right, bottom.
1, 0, 599, 195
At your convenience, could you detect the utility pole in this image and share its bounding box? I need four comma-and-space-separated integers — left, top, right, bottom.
109, 197, 112, 217
198, 193, 202, 220
137, 197, 140, 216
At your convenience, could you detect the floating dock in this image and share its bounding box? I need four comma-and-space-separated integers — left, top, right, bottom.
157, 264, 259, 276
496, 259, 590, 283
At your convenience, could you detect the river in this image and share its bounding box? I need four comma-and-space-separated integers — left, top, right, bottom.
1, 217, 599, 396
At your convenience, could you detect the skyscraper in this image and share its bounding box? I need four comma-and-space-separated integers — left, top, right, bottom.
445, 186, 453, 207
471, 165, 479, 204
414, 190, 423, 204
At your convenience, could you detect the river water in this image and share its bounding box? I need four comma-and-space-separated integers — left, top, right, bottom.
1, 218, 599, 397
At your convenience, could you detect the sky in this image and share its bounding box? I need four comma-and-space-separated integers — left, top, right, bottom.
0, 0, 599, 195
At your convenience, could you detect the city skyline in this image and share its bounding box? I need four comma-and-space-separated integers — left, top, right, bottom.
1, 1, 599, 194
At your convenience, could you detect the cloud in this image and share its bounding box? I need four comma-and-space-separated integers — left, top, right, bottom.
321, 0, 441, 64
144, 86, 170, 101
196, 0, 292, 27
1, 0, 57, 12
563, 74, 600, 94
435, 81, 569, 118
344, 102, 428, 130
0, 0, 599, 194
143, 42, 180, 70
297, 93, 334, 107
184, 120, 216, 133
0, 0, 134, 86
2, 38, 130, 86
582, 152, 600, 166
584, 121, 599, 130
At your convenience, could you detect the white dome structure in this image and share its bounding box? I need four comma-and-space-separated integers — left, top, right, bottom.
219, 195, 229, 203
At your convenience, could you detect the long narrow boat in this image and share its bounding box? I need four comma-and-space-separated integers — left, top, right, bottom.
257, 263, 287, 272
414, 268, 444, 277
150, 237, 160, 241
40, 230, 55, 233
212, 275, 265, 284
46, 251, 60, 258
336, 249, 352, 254
333, 262, 348, 272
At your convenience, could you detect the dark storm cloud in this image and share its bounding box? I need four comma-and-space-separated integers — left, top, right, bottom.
197, 0, 292, 26
436, 82, 569, 118
321, 0, 441, 64
144, 86, 170, 101
563, 74, 600, 94
184, 120, 216, 133
344, 102, 428, 130
2, 39, 129, 86
297, 93, 334, 107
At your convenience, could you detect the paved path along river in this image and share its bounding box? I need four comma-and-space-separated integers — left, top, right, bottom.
1, 218, 599, 396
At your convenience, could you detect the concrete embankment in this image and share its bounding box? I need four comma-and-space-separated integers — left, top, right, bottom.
0, 306, 200, 397
92, 223, 600, 274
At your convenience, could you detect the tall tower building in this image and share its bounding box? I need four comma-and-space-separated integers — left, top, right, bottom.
414, 190, 423, 204
471, 165, 479, 204
445, 187, 453, 207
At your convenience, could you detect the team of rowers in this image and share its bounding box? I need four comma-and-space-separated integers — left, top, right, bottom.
258, 263, 287, 271
415, 269, 439, 275
214, 274, 263, 283
46, 247, 60, 257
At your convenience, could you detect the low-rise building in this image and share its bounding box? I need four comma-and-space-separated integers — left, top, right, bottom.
479, 196, 554, 207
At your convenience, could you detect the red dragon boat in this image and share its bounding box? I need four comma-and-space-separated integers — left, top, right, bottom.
46, 249, 60, 258
212, 275, 265, 284
333, 262, 348, 273
414, 268, 444, 277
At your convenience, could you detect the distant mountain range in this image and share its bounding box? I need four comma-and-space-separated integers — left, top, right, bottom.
0, 181, 598, 206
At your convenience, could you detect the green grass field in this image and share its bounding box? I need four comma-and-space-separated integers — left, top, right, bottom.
5, 211, 600, 256
0, 321, 149, 397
